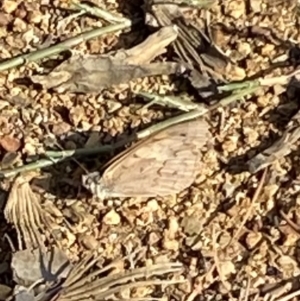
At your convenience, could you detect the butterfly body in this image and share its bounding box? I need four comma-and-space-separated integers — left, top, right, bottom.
82, 118, 210, 200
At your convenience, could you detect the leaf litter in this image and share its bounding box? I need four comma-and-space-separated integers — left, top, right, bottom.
1, 1, 300, 301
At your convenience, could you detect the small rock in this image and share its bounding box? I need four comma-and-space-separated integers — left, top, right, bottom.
222, 135, 239, 152
249, 0, 261, 13
218, 260, 236, 279
26, 11, 43, 24
261, 44, 275, 56
243, 127, 259, 145
0, 135, 21, 152
51, 122, 71, 136
163, 239, 179, 251
146, 199, 159, 211
80, 120, 92, 131
106, 99, 122, 113
0, 12, 12, 26
181, 214, 202, 236
13, 17, 27, 32
225, 0, 245, 19
2, 0, 19, 14
79, 234, 99, 250
103, 209, 121, 225
69, 106, 84, 127
236, 41, 252, 58
245, 232, 262, 249
148, 232, 160, 245
227, 65, 246, 81
168, 216, 179, 239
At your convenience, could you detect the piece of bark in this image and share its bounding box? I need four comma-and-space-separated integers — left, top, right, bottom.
248, 111, 300, 173
144, 2, 229, 97
30, 26, 185, 93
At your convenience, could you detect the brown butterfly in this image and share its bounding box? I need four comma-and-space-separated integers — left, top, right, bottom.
82, 118, 210, 199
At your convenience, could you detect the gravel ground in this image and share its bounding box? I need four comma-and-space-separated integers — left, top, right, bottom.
1, 0, 300, 300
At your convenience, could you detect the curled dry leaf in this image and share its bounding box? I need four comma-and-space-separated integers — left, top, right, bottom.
30, 26, 185, 93
144, 2, 229, 95
82, 118, 210, 199
4, 175, 48, 250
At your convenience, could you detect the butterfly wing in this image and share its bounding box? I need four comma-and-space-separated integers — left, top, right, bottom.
96, 118, 210, 198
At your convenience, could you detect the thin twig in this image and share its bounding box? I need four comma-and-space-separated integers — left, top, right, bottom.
218, 69, 300, 92
137, 91, 201, 112
0, 85, 259, 178
279, 210, 300, 237
70, 1, 131, 24
0, 158, 63, 178
276, 289, 300, 301
212, 226, 231, 292
137, 86, 259, 138
227, 168, 268, 247
0, 22, 131, 72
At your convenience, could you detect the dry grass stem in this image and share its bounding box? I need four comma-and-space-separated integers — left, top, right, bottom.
51, 253, 183, 301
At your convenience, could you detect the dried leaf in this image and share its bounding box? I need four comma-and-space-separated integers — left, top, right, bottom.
0, 135, 21, 152
11, 247, 71, 286
30, 26, 185, 93
145, 3, 229, 95
248, 110, 300, 173
82, 118, 210, 199
4, 175, 48, 249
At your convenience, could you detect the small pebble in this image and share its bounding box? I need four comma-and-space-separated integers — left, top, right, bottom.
103, 209, 121, 225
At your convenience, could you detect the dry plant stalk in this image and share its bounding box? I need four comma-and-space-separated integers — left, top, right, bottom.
4, 175, 47, 250
30, 26, 184, 93
247, 110, 300, 173
48, 253, 183, 301
82, 118, 210, 199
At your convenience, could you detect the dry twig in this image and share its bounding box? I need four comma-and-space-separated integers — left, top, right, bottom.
0, 83, 259, 178
0, 22, 131, 72
45, 252, 184, 301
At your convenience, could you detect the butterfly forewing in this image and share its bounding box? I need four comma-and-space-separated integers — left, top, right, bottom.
84, 118, 210, 198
